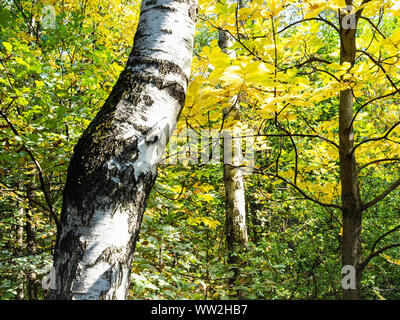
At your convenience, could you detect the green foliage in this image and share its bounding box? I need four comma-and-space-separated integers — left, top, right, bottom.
1, 0, 400, 300
0, 0, 139, 299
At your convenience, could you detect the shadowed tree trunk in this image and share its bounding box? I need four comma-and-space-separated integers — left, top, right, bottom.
219, 0, 248, 299
50, 0, 197, 300
16, 181, 38, 299
26, 182, 38, 300
16, 198, 25, 300
339, 0, 363, 300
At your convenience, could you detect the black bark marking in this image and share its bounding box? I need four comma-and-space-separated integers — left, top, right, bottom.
140, 5, 178, 16
161, 28, 173, 34
125, 73, 186, 106
143, 95, 154, 106
188, 4, 198, 21
127, 57, 189, 85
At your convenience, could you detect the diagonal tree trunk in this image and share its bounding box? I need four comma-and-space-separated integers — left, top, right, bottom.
50, 0, 197, 300
219, 0, 248, 299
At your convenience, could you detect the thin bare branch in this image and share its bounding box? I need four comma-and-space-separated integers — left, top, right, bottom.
0, 109, 60, 228
362, 177, 400, 212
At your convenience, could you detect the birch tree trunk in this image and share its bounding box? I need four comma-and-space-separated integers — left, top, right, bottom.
219, 0, 248, 299
50, 0, 197, 300
339, 1, 363, 300
16, 201, 25, 300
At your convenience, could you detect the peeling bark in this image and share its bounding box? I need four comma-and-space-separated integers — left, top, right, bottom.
50, 0, 197, 300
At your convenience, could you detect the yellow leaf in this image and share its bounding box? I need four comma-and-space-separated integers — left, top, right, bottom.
219, 69, 243, 86
209, 50, 231, 68
305, 0, 327, 18
238, 7, 252, 20
304, 10, 320, 19
112, 62, 124, 73
198, 194, 214, 202
197, 184, 213, 193
261, 103, 278, 113
35, 80, 44, 89
329, 0, 346, 9
2, 42, 12, 52
15, 57, 29, 68
390, 1, 400, 16
381, 253, 400, 266
372, 290, 386, 300
246, 61, 275, 84
200, 216, 221, 229
187, 216, 220, 229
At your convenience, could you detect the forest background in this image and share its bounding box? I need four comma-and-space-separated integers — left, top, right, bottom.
1, 0, 400, 300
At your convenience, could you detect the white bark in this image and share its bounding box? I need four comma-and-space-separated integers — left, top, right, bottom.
220, 0, 248, 254
224, 130, 248, 250
220, 0, 248, 299
50, 0, 197, 300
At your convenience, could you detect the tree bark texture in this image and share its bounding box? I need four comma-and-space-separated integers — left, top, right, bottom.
16, 201, 25, 300
339, 1, 363, 300
219, 0, 248, 299
50, 0, 197, 300
26, 182, 38, 300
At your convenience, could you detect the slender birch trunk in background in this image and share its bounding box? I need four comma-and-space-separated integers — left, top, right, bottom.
219, 0, 248, 299
50, 0, 197, 300
16, 200, 25, 300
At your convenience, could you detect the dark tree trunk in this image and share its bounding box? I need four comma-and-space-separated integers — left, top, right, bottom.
26, 182, 38, 300
339, 1, 363, 300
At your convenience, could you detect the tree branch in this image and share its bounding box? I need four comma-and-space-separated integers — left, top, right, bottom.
350, 88, 400, 129
351, 121, 400, 156
358, 243, 400, 274
359, 15, 386, 39
277, 17, 340, 35
358, 158, 400, 173
0, 109, 60, 228
362, 177, 400, 212
370, 224, 400, 256
254, 169, 343, 210
356, 49, 398, 91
